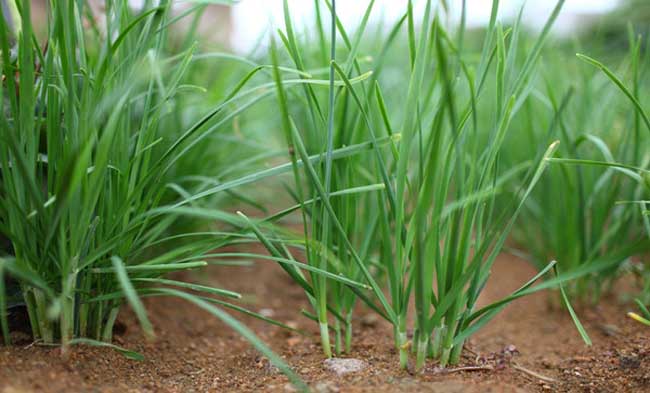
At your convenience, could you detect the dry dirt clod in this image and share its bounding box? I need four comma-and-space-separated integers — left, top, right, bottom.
323, 358, 367, 376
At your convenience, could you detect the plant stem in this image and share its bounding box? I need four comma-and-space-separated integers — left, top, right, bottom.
415, 334, 429, 372
319, 321, 332, 358
345, 312, 353, 353
33, 289, 53, 343
23, 289, 41, 340
439, 320, 457, 367
93, 301, 104, 340
397, 315, 409, 369
102, 306, 120, 342
449, 338, 464, 365
60, 297, 73, 351
334, 318, 342, 355
60, 273, 77, 351
432, 324, 445, 359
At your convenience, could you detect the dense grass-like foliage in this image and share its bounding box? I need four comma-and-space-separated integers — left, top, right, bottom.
504, 33, 650, 302
1, 0, 649, 386
259, 0, 599, 370
0, 0, 312, 386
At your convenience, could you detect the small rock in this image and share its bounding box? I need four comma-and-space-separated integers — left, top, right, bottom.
599, 324, 620, 336
323, 358, 367, 376
284, 383, 299, 393
259, 308, 275, 318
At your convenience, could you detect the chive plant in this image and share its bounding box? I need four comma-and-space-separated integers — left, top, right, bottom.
384, 0, 577, 369
265, 0, 593, 371
507, 32, 650, 302
543, 46, 650, 323
245, 0, 408, 358
0, 0, 314, 386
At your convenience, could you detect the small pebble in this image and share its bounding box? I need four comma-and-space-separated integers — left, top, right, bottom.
259, 308, 275, 317
323, 358, 367, 376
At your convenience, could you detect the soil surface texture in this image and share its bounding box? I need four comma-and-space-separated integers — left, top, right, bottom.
1, 252, 648, 392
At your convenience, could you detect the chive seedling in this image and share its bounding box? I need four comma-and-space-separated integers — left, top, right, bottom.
258, 0, 403, 357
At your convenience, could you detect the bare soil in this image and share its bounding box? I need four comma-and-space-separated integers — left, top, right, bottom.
1, 253, 649, 393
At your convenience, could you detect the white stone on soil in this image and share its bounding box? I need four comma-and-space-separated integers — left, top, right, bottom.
323, 358, 367, 376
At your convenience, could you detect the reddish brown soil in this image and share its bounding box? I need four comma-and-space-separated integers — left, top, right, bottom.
1, 253, 648, 393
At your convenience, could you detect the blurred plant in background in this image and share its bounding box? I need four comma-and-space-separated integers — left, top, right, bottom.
578, 0, 650, 55
504, 32, 650, 303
